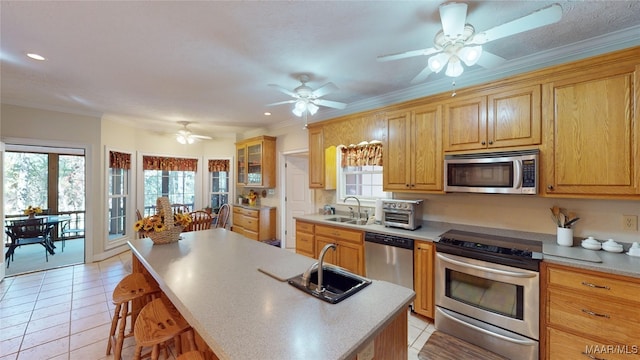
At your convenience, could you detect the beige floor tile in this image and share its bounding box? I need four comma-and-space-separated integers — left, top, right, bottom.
0, 321, 27, 342
0, 293, 39, 309
69, 322, 111, 351
408, 323, 424, 346
71, 301, 109, 321
10, 273, 44, 285
70, 311, 111, 335
0, 353, 18, 360
69, 337, 109, 360
25, 312, 70, 334
1, 285, 41, 300
34, 293, 72, 310
48, 353, 69, 360
71, 279, 103, 292
17, 336, 69, 360
37, 285, 74, 301
0, 335, 22, 356
30, 302, 72, 322
72, 285, 107, 300
0, 311, 31, 330
0, 301, 34, 319
21, 320, 69, 350
71, 292, 107, 309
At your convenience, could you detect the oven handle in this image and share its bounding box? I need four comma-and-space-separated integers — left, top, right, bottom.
438, 307, 537, 346
436, 253, 537, 278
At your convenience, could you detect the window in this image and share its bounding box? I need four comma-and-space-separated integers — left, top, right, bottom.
336, 143, 389, 203
208, 159, 230, 212
107, 150, 130, 242
141, 156, 198, 215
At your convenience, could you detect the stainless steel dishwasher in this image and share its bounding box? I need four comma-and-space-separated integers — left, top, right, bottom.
364, 232, 414, 290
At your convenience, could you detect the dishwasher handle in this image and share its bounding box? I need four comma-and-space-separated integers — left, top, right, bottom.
364, 232, 414, 250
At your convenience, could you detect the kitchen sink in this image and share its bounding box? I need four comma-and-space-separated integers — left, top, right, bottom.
288, 266, 372, 304
325, 217, 368, 225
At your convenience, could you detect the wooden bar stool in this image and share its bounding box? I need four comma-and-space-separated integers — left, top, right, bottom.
177, 351, 205, 360
133, 297, 197, 360
106, 273, 160, 360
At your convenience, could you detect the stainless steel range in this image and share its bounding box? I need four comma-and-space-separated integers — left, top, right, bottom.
434, 229, 543, 360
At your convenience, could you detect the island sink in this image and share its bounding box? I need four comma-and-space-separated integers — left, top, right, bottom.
288, 266, 372, 304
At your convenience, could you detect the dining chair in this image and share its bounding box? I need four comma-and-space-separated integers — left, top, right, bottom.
4, 218, 53, 267
171, 204, 191, 214
215, 204, 231, 229
187, 211, 212, 232
136, 209, 143, 221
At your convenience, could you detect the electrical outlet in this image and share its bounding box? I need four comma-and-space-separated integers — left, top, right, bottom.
623, 215, 638, 231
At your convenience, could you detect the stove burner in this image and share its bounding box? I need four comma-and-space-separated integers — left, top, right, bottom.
436, 229, 542, 271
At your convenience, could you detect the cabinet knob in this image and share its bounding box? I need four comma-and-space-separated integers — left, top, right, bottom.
406, 184, 410, 187
547, 185, 554, 190
488, 140, 493, 145
481, 141, 486, 145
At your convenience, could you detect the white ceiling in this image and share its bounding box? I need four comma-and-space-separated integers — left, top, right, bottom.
2, 1, 639, 138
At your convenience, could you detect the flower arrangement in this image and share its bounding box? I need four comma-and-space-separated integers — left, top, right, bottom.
24, 206, 43, 217
134, 211, 192, 233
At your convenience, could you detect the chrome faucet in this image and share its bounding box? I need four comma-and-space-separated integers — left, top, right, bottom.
301, 243, 337, 292
344, 196, 361, 219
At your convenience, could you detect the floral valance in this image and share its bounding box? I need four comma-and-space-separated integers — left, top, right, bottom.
142, 156, 198, 171
109, 151, 131, 169
340, 141, 383, 167
208, 159, 230, 172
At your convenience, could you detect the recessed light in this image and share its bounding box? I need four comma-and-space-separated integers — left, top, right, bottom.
264, 112, 271, 116
27, 53, 46, 61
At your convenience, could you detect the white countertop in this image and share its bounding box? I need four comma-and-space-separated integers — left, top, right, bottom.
128, 229, 415, 360
296, 214, 640, 278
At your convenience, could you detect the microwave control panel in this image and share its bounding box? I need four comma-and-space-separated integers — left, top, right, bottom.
522, 159, 536, 193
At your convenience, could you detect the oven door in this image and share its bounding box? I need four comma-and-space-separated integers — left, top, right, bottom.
435, 252, 539, 340
382, 209, 414, 229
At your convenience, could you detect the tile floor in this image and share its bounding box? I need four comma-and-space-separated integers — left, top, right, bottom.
1, 251, 434, 360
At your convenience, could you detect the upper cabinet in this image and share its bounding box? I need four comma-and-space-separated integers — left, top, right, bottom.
384, 104, 443, 192
443, 84, 541, 152
236, 135, 277, 188
541, 64, 639, 197
308, 127, 325, 188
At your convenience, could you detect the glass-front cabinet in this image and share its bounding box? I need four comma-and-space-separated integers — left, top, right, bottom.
236, 135, 276, 188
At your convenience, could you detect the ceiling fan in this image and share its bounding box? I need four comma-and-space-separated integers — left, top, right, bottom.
267, 74, 347, 117
175, 121, 212, 144
378, 2, 563, 83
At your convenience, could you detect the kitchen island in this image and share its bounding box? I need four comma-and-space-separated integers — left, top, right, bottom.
128, 229, 414, 360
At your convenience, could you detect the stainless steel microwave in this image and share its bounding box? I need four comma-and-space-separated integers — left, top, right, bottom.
444, 150, 539, 195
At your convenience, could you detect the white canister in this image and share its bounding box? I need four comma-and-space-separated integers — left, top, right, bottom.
557, 227, 574, 246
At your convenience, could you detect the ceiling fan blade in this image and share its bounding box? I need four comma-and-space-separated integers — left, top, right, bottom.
470, 4, 562, 45
190, 134, 212, 140
377, 47, 440, 62
313, 99, 347, 110
267, 84, 298, 98
311, 82, 338, 98
476, 50, 506, 68
439, 2, 467, 39
266, 100, 296, 107
410, 65, 434, 84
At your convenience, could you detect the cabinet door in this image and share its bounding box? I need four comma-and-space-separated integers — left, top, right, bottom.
487, 84, 541, 148
414, 241, 434, 318
412, 105, 443, 191
315, 236, 337, 266
236, 145, 246, 185
296, 231, 314, 258
308, 127, 325, 188
542, 66, 640, 196
337, 241, 364, 276
383, 110, 412, 190
246, 141, 263, 186
444, 95, 487, 151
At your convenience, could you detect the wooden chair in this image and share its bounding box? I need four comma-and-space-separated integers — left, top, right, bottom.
106, 273, 160, 360
136, 209, 143, 221
215, 203, 230, 229
133, 297, 196, 360
187, 211, 212, 232
171, 204, 191, 214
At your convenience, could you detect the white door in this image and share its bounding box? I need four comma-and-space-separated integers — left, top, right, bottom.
284, 155, 314, 251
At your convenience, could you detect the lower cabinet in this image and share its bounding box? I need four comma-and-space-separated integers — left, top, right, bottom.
232, 205, 276, 241
542, 263, 640, 360
295, 220, 315, 258
314, 224, 364, 276
413, 240, 434, 319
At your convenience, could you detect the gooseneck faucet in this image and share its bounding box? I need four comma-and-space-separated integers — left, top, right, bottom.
344, 196, 361, 219
301, 243, 337, 292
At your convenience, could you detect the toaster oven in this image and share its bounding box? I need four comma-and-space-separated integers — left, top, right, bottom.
382, 200, 423, 230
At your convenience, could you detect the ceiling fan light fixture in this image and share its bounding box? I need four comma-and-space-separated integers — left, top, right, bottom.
292, 99, 308, 117
428, 52, 450, 73
445, 57, 464, 77
439, 2, 468, 39
307, 102, 319, 116
459, 45, 483, 66
176, 134, 188, 144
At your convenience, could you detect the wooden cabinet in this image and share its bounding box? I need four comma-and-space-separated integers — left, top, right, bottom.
295, 220, 315, 258
314, 224, 364, 276
232, 205, 276, 241
443, 85, 541, 152
308, 127, 325, 188
542, 263, 640, 360
384, 104, 443, 192
414, 240, 434, 318
541, 65, 640, 197
236, 135, 276, 188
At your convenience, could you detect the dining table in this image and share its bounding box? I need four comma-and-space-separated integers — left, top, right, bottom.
4, 215, 71, 263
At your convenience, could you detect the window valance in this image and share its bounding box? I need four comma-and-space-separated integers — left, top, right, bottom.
142, 156, 198, 171
109, 151, 131, 169
340, 141, 383, 167
208, 159, 230, 172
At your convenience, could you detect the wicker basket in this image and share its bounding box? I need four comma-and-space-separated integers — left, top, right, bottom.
146, 197, 182, 245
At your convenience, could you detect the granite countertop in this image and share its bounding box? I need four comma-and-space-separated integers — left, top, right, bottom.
128, 229, 414, 360
295, 214, 640, 279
